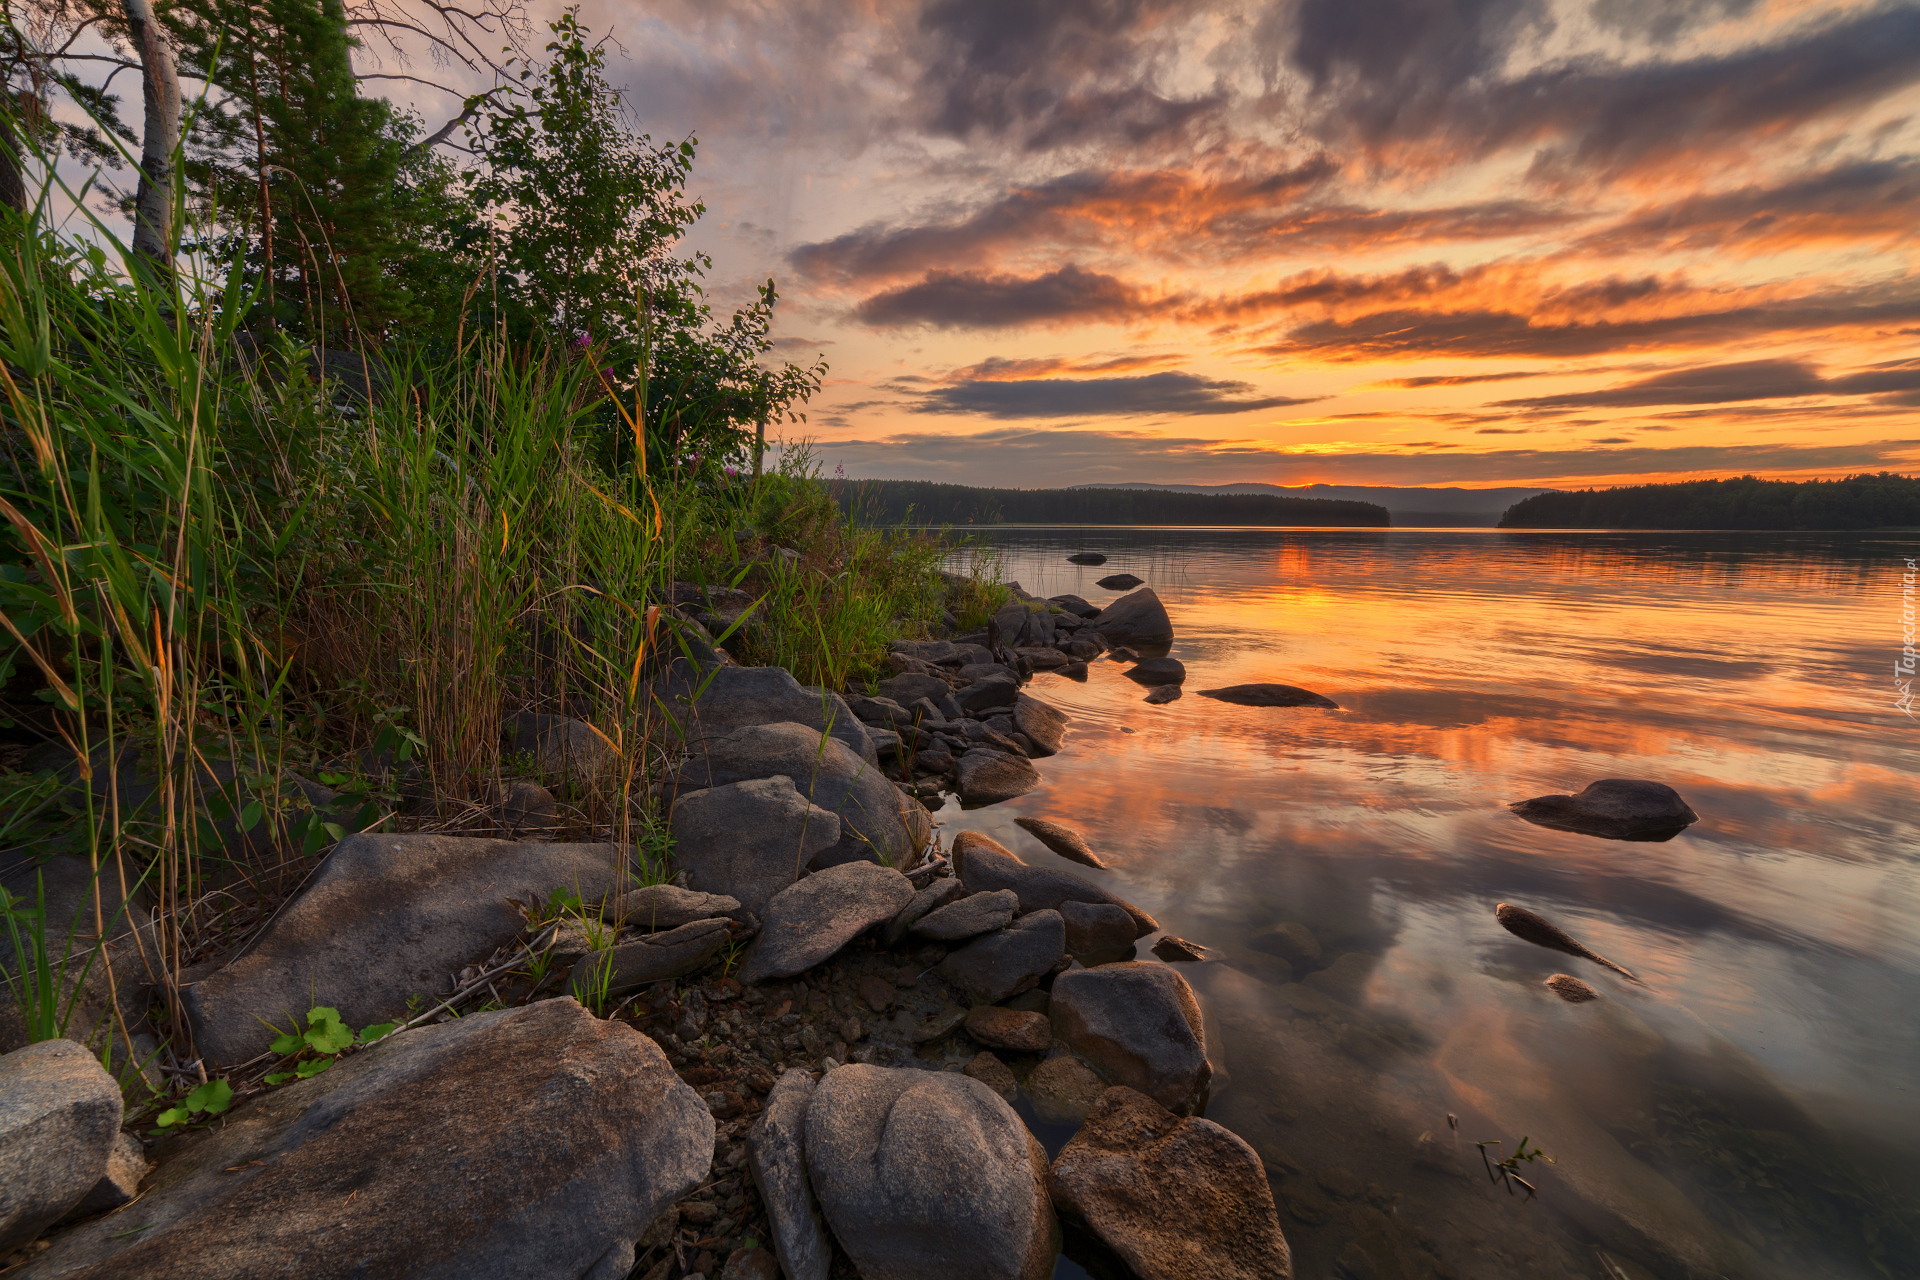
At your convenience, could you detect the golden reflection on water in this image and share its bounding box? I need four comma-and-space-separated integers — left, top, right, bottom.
940, 529, 1920, 1280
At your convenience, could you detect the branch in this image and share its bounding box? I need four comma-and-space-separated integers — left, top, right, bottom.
403, 86, 503, 159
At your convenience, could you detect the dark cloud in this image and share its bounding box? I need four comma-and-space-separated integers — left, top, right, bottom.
909, 370, 1319, 418
1494, 357, 1920, 409
1574, 159, 1920, 256
1587, 0, 1761, 43
854, 265, 1176, 328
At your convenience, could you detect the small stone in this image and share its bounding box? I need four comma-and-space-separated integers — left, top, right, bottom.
1546, 973, 1599, 1002
882, 877, 968, 946
721, 1247, 781, 1280
1025, 1055, 1108, 1126
1143, 685, 1182, 705
605, 885, 743, 931
964, 1052, 1019, 1103
1124, 657, 1185, 687
1151, 936, 1207, 962
737, 863, 915, 986
964, 1007, 1053, 1054
855, 975, 898, 1013
66, 1131, 148, 1218
747, 1070, 831, 1280
911, 1004, 970, 1044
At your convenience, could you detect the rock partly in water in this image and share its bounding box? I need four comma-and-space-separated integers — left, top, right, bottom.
670, 775, 841, 918
913, 889, 1019, 941
182, 833, 629, 1066
604, 884, 742, 931
1124, 657, 1185, 686
1067, 553, 1107, 565
1196, 684, 1339, 709
1057, 660, 1090, 681
952, 832, 1157, 937
1011, 695, 1068, 757
1092, 588, 1173, 647
1509, 778, 1699, 841
1012, 818, 1107, 869
1047, 594, 1101, 618
1049, 1086, 1293, 1280
1142, 686, 1182, 706
1546, 973, 1599, 1003
675, 723, 914, 869
1151, 936, 1207, 962
568, 918, 733, 1000
938, 911, 1068, 1004
804, 1064, 1056, 1280
747, 1070, 831, 1280
1059, 901, 1137, 955
956, 750, 1041, 806
1026, 1055, 1109, 1127
738, 863, 915, 985
0, 1040, 123, 1251
1095, 574, 1144, 591
18, 1000, 712, 1280
965, 1051, 1020, 1103
1050, 963, 1210, 1116
1496, 903, 1637, 980
964, 1006, 1053, 1054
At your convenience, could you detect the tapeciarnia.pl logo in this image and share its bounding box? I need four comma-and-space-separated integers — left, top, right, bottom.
1898, 556, 1917, 720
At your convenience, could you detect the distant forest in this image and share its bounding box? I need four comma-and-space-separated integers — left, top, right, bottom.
1498, 473, 1920, 529
830, 480, 1390, 526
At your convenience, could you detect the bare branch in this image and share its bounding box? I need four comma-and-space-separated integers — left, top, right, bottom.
403, 85, 503, 159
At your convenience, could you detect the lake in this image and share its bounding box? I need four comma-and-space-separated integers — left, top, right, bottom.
932, 527, 1920, 1280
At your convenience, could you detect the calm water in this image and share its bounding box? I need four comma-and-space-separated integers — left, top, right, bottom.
936, 528, 1920, 1280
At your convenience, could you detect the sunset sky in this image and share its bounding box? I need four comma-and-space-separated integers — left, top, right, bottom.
490, 1, 1916, 489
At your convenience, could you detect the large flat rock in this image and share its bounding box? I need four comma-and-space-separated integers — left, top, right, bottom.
738, 863, 915, 985
0, 1041, 123, 1251
20, 1001, 711, 1280
1050, 964, 1211, 1116
181, 834, 629, 1066
805, 1065, 1055, 1280
671, 776, 841, 918
653, 661, 876, 764
1049, 1086, 1292, 1280
952, 832, 1156, 937
1011, 695, 1068, 757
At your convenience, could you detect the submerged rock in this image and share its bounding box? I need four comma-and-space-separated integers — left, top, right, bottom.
1495, 902, 1637, 981
1151, 936, 1207, 962
964, 1006, 1053, 1054
1048, 1086, 1293, 1280
1026, 1055, 1109, 1126
1246, 922, 1321, 972
1050, 963, 1210, 1116
965, 1051, 1020, 1103
804, 1065, 1056, 1280
1196, 684, 1338, 709
1509, 778, 1699, 841
1013, 817, 1108, 869
1546, 973, 1599, 1003
19, 1001, 711, 1280
1095, 574, 1145, 591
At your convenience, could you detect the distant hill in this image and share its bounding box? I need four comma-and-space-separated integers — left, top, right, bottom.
830, 480, 1390, 526
1075, 481, 1555, 526
1498, 473, 1920, 530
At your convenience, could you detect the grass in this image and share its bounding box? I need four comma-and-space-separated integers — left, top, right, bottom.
0, 165, 992, 1122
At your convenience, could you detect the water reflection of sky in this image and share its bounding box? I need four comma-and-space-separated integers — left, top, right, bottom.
936, 528, 1920, 1280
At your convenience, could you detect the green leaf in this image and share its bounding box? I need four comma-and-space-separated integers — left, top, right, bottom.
358, 1022, 398, 1044
186, 1079, 233, 1115
322, 821, 345, 842
264, 1072, 292, 1086
269, 1031, 302, 1056
152, 1107, 190, 1131
294, 1055, 334, 1079
239, 800, 264, 831
305, 1019, 354, 1056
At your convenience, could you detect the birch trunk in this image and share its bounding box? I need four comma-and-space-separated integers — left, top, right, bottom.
123, 0, 181, 269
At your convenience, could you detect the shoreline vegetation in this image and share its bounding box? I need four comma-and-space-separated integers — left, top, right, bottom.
830, 478, 1391, 527
1498, 473, 1920, 529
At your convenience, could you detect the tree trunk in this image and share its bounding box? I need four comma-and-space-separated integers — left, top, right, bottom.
123, 0, 181, 270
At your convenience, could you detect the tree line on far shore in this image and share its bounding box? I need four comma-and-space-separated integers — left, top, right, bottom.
1498, 473, 1920, 530
831, 480, 1391, 527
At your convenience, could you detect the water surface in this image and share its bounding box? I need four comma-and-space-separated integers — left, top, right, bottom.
936, 528, 1919, 1280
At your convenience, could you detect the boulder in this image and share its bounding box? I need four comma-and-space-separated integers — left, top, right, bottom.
804, 1065, 1055, 1280
992, 604, 1058, 650
674, 723, 913, 869
1092, 588, 1172, 646
18, 1001, 711, 1280
181, 834, 629, 1066
951, 832, 1157, 937
604, 884, 741, 931
509, 712, 619, 776
882, 878, 968, 946
1059, 901, 1136, 954
876, 673, 952, 708
956, 750, 1040, 806
1011, 695, 1068, 757
1066, 553, 1107, 565
955, 677, 1021, 715
1124, 657, 1185, 686
568, 918, 732, 1000
1046, 594, 1100, 618
670, 776, 842, 918
964, 1007, 1052, 1054
1012, 818, 1107, 869
0, 1040, 123, 1251
1095, 574, 1144, 591
965, 1052, 1020, 1103
747, 1071, 831, 1280
848, 694, 909, 726
891, 639, 961, 665
65, 1131, 147, 1219
1025, 1055, 1108, 1127
1050, 963, 1210, 1115
1195, 684, 1338, 709
1013, 646, 1068, 671
500, 781, 557, 834
957, 663, 1017, 684
737, 863, 915, 985
1049, 1086, 1293, 1280
913, 889, 1018, 941
1143, 686, 1182, 705
652, 661, 876, 765
1509, 778, 1700, 840
937, 911, 1067, 1004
